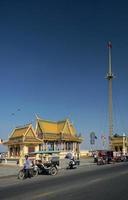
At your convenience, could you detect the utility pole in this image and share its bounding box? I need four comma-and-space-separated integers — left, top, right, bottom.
106, 41, 114, 149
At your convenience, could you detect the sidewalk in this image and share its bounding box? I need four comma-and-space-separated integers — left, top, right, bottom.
80, 158, 95, 166
0, 164, 21, 178
0, 157, 95, 178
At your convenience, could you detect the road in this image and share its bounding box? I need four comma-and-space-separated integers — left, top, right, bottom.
0, 163, 128, 200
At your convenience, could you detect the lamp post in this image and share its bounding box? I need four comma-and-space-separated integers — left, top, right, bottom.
106, 42, 115, 150
123, 133, 126, 155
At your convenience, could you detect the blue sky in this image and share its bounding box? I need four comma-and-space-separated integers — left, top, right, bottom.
0, 0, 128, 151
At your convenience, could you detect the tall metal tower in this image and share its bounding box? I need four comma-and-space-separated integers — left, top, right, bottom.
106, 41, 114, 149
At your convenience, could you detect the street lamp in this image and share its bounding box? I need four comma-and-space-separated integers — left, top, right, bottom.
123, 133, 126, 155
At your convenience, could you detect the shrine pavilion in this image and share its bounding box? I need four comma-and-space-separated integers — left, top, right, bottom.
4, 116, 83, 160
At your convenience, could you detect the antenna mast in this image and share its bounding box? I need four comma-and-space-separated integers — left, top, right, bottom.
106, 41, 114, 149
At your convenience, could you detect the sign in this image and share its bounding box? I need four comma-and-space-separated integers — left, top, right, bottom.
90, 132, 96, 145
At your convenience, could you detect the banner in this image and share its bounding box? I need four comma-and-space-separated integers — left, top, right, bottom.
90, 132, 97, 145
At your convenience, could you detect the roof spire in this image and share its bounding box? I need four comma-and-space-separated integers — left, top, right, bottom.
35, 114, 40, 120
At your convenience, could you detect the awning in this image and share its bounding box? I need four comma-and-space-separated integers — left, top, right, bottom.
29, 150, 60, 155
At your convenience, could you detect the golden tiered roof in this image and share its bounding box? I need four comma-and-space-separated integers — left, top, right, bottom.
35, 117, 82, 142
4, 124, 42, 145
10, 125, 30, 138
4, 117, 83, 145
36, 119, 66, 134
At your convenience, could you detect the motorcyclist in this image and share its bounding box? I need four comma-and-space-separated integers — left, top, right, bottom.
24, 155, 31, 178
94, 154, 98, 163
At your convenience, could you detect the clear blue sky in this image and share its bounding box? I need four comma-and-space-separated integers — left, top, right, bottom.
0, 0, 128, 151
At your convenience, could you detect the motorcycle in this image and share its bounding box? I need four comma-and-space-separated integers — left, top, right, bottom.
37, 162, 58, 176
97, 157, 106, 165
18, 165, 38, 180
67, 159, 80, 169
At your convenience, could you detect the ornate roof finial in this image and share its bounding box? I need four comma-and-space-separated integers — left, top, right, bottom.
35, 114, 40, 120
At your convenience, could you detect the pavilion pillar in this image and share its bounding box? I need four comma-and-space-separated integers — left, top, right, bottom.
19, 145, 24, 166
54, 142, 56, 150
61, 142, 63, 151
8, 147, 10, 157
63, 142, 66, 151
41, 143, 44, 151
45, 142, 48, 151
12, 147, 15, 157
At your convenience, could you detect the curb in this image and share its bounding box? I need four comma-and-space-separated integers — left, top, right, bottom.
0, 163, 95, 179
0, 174, 17, 179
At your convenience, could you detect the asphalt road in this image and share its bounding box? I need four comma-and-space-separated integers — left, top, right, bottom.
0, 163, 128, 200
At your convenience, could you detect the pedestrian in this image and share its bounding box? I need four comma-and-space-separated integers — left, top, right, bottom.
24, 155, 31, 178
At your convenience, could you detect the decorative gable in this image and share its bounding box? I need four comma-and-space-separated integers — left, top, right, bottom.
4, 124, 42, 145
25, 129, 35, 138
9, 126, 29, 139
62, 122, 71, 135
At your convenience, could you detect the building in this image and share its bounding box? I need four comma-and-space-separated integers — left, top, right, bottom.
79, 150, 90, 157
4, 116, 83, 162
111, 134, 128, 154
4, 124, 42, 158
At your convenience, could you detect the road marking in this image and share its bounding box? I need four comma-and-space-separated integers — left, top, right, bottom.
32, 191, 55, 199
